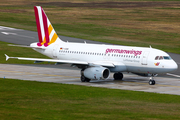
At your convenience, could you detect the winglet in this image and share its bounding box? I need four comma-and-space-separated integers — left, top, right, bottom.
5, 54, 10, 61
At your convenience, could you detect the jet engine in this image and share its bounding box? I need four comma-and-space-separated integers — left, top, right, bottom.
83, 67, 110, 80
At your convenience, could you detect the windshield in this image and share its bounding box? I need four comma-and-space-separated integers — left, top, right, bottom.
163, 56, 171, 60
155, 56, 171, 60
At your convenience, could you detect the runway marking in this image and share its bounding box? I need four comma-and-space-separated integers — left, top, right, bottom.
1, 32, 34, 39
0, 26, 18, 30
167, 73, 180, 78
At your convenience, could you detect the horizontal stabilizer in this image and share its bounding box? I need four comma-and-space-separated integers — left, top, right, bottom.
8, 44, 46, 49
5, 54, 9, 61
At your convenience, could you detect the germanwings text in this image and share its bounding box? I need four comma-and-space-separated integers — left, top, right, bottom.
105, 48, 142, 56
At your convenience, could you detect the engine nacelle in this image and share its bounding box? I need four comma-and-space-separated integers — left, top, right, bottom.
83, 67, 110, 80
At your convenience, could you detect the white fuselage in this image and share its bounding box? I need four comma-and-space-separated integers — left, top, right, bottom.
31, 40, 178, 75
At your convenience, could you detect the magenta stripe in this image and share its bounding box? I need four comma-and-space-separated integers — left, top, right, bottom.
34, 6, 42, 45
42, 7, 49, 45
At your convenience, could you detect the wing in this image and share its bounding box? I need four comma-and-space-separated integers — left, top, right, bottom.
5, 54, 115, 67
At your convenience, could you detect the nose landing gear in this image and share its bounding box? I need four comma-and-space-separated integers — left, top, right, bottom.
149, 75, 156, 85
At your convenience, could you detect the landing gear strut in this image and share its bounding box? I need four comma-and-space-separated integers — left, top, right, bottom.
149, 75, 156, 85
113, 72, 123, 80
81, 69, 91, 82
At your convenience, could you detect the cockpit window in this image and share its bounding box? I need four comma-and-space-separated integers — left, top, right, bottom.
163, 56, 171, 60
155, 56, 159, 60
159, 56, 163, 60
155, 56, 171, 60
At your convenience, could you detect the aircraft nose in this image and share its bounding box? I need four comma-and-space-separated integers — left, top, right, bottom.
170, 61, 178, 71
164, 60, 178, 72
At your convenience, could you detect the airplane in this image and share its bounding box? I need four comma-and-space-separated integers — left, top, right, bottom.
5, 6, 178, 85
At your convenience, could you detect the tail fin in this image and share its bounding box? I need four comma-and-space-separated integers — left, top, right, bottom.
34, 6, 62, 47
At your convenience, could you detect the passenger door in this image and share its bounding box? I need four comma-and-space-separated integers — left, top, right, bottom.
141, 51, 149, 65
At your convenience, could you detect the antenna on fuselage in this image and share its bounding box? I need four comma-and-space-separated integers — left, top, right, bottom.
84, 41, 86, 44
150, 45, 152, 48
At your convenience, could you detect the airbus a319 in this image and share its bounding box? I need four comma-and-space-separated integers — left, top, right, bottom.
5, 6, 178, 85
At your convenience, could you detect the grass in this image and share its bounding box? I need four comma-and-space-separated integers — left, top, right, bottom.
0, 78, 180, 120
0, 0, 180, 54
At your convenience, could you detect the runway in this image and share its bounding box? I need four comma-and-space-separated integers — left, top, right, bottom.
0, 26, 180, 95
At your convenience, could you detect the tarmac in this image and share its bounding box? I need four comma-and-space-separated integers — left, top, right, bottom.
1, 64, 180, 95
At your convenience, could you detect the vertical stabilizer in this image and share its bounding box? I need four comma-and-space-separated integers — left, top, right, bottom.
34, 6, 62, 47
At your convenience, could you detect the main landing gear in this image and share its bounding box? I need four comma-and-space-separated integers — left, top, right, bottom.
113, 72, 123, 80
149, 75, 156, 85
81, 75, 91, 82
81, 69, 91, 82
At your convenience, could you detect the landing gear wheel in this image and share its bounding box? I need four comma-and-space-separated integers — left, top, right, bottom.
81, 75, 91, 82
113, 72, 123, 80
149, 80, 155, 85
81, 76, 86, 82
149, 74, 156, 85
